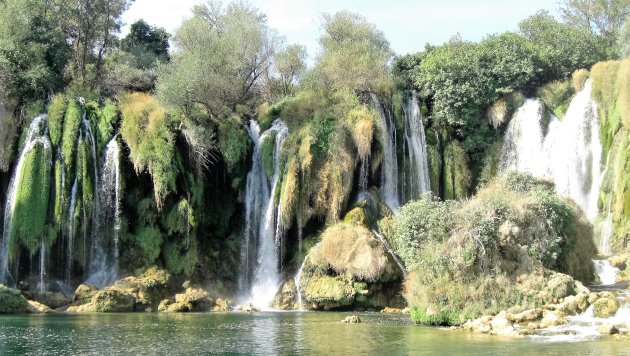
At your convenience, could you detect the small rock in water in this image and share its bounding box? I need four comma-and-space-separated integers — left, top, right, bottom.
380, 307, 402, 314
240, 303, 261, 312
342, 315, 361, 323
598, 324, 619, 335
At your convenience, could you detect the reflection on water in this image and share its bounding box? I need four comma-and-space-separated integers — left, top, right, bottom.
1, 312, 629, 355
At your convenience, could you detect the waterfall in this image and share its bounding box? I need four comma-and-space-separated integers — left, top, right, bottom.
240, 120, 289, 308
372, 95, 400, 211
373, 230, 407, 278
294, 258, 307, 310
66, 177, 78, 282
593, 259, 620, 285
85, 136, 121, 289
500, 80, 602, 220
38, 237, 46, 291
401, 91, 431, 202
0, 115, 51, 285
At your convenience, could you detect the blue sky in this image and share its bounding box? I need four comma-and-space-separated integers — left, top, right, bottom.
122, 0, 560, 57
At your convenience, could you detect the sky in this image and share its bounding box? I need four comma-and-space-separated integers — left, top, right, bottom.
122, 0, 561, 58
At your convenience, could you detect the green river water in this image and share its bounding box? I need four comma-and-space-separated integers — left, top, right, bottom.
0, 312, 628, 355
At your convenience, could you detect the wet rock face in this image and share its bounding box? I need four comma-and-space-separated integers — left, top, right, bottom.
24, 291, 71, 309
593, 298, 621, 318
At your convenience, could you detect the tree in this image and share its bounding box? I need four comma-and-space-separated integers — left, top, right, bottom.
121, 19, 170, 68
49, 0, 133, 89
274, 44, 307, 96
315, 11, 392, 94
102, 20, 170, 94
560, 0, 630, 43
0, 0, 70, 101
156, 0, 279, 119
519, 11, 610, 79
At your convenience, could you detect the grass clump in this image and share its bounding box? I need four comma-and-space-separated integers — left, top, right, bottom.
47, 94, 68, 146
537, 80, 575, 118
120, 92, 176, 209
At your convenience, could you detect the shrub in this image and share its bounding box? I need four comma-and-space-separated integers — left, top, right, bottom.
537, 80, 575, 118
394, 173, 597, 325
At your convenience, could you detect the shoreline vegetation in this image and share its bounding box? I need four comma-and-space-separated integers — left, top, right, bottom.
0, 0, 630, 345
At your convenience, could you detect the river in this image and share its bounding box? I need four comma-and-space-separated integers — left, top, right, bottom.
1, 312, 628, 355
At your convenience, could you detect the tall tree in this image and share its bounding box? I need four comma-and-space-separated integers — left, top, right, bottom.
315, 11, 392, 94
619, 14, 630, 56
560, 0, 630, 43
157, 0, 280, 119
274, 44, 307, 96
50, 0, 133, 89
121, 19, 170, 68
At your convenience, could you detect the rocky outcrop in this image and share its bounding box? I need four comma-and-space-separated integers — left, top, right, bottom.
68, 266, 172, 313
158, 286, 213, 313
24, 291, 71, 309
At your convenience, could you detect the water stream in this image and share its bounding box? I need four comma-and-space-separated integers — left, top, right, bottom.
240, 120, 289, 308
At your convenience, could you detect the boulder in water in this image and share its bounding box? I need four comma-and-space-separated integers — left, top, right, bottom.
341, 315, 361, 323
593, 298, 620, 318
212, 298, 232, 312
73, 284, 98, 305
0, 285, 28, 314
598, 324, 619, 335
159, 286, 213, 313
90, 289, 135, 312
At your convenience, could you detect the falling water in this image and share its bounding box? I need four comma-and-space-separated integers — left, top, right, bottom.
0, 115, 51, 285
38, 237, 46, 291
500, 80, 602, 220
593, 259, 620, 285
85, 137, 121, 289
294, 258, 307, 310
66, 177, 78, 282
373, 230, 407, 278
372, 95, 400, 211
401, 91, 431, 202
240, 120, 289, 308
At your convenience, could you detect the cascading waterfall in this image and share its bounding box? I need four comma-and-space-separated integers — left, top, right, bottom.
401, 91, 431, 202
373, 230, 407, 278
500, 80, 622, 286
85, 136, 121, 289
294, 258, 307, 310
0, 115, 51, 285
372, 95, 400, 211
500, 80, 601, 220
240, 120, 289, 308
66, 177, 78, 282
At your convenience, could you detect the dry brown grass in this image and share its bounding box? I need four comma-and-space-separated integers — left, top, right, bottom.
315, 223, 390, 282
572, 69, 590, 92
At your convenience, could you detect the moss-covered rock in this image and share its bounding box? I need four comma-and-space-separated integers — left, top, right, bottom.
73, 284, 98, 305
91, 289, 135, 312
593, 298, 620, 318
0, 285, 28, 314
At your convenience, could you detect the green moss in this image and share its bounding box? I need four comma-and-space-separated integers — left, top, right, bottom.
97, 100, 119, 152
260, 131, 277, 180
537, 80, 575, 118
442, 140, 471, 200
0, 285, 28, 314
218, 117, 250, 184
9, 142, 52, 257
61, 100, 82, 175
133, 226, 164, 267
163, 240, 198, 276
47, 95, 68, 146
163, 199, 191, 236
302, 273, 355, 307
427, 143, 442, 197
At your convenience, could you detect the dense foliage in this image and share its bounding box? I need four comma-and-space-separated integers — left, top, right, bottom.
391, 173, 597, 325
